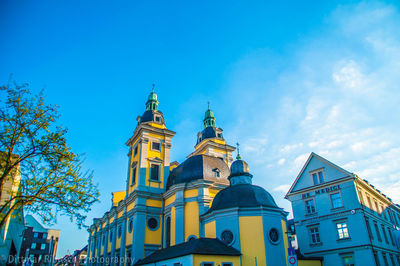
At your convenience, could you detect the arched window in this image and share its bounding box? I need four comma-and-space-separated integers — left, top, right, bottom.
166, 216, 171, 248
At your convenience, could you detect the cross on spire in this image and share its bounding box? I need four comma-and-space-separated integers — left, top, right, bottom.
152, 83, 155, 92
207, 101, 210, 109
236, 142, 241, 160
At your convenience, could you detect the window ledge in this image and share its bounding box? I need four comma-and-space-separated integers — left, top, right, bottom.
305, 212, 318, 217
310, 242, 322, 247
331, 206, 344, 211
149, 179, 161, 183
337, 237, 351, 242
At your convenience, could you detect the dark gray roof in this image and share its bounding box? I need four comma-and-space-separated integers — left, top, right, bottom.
134, 238, 240, 265
166, 154, 229, 189
197, 126, 224, 144
140, 110, 165, 124
206, 184, 279, 214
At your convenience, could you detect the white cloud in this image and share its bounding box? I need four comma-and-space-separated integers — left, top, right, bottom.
273, 184, 291, 193
225, 1, 400, 206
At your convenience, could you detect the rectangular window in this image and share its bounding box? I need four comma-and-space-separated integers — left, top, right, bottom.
382, 252, 388, 266
389, 254, 395, 266
336, 222, 349, 239
373, 251, 380, 266
309, 226, 321, 244
33, 232, 38, 238
305, 199, 316, 214
375, 201, 381, 216
151, 142, 161, 151
366, 195, 372, 209
396, 255, 400, 266
132, 166, 137, 184
374, 221, 382, 242
358, 191, 364, 205
202, 263, 214, 266
388, 227, 395, 246
31, 243, 37, 249
222, 264, 232, 266
311, 170, 324, 185
150, 164, 159, 181
342, 255, 355, 266
365, 217, 373, 240
134, 146, 138, 156
381, 224, 389, 244
380, 205, 387, 220
330, 192, 343, 209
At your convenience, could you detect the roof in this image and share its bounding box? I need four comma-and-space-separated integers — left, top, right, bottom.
285, 152, 353, 197
140, 110, 165, 124
197, 126, 224, 144
134, 238, 240, 265
206, 184, 280, 214
166, 154, 229, 189
25, 214, 48, 233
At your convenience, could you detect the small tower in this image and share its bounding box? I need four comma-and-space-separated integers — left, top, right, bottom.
188, 104, 235, 166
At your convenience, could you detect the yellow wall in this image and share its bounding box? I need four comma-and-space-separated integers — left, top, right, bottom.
239, 216, 266, 266
109, 216, 114, 224
116, 231, 121, 249
146, 133, 166, 188
127, 202, 135, 212
193, 254, 240, 266
298, 260, 322, 266
165, 194, 175, 206
145, 216, 162, 245
281, 220, 289, 266
204, 221, 216, 238
128, 139, 140, 193
117, 210, 124, 219
171, 207, 176, 246
184, 201, 199, 240
184, 189, 198, 198
126, 218, 133, 246
112, 191, 126, 206
147, 199, 162, 208
208, 188, 219, 198
148, 122, 166, 129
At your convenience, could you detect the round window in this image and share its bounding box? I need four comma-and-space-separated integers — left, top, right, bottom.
147, 218, 158, 230
220, 230, 234, 245
128, 219, 133, 233
118, 226, 122, 238
269, 228, 280, 244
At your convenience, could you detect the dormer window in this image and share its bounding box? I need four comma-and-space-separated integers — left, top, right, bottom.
217, 133, 222, 138
152, 142, 161, 151
311, 169, 324, 185
155, 116, 161, 122
213, 168, 220, 178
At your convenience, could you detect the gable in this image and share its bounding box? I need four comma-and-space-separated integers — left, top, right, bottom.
286, 153, 352, 196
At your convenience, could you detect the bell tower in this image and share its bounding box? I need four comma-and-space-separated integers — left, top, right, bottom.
188, 105, 235, 166
125, 89, 175, 195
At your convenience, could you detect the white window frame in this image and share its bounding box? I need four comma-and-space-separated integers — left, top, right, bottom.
150, 163, 160, 181
335, 221, 350, 239
330, 192, 343, 209
310, 168, 324, 185
305, 198, 316, 215
308, 225, 321, 244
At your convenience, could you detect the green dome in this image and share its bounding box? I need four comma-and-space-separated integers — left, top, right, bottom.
204, 109, 214, 119
148, 92, 158, 101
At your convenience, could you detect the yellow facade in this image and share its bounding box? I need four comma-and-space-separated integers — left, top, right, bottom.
184, 201, 199, 240
170, 207, 176, 246
184, 189, 198, 198
298, 260, 322, 266
281, 219, 289, 266
165, 194, 175, 206
193, 255, 240, 266
204, 221, 216, 238
112, 191, 126, 206
239, 216, 267, 266
146, 199, 162, 208
145, 217, 162, 245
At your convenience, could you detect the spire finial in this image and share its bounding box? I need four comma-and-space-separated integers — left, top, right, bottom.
152, 83, 155, 93
207, 101, 210, 109
236, 142, 241, 160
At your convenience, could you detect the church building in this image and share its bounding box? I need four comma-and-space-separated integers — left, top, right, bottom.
87, 90, 290, 266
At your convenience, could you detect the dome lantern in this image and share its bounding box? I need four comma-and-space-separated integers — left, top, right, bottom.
146, 84, 159, 111
229, 146, 253, 186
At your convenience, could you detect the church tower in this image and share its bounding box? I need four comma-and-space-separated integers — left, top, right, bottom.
188, 106, 235, 166
123, 89, 175, 262
125, 89, 175, 194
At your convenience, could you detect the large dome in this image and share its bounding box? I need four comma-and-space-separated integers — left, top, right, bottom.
166, 154, 229, 189
206, 184, 279, 213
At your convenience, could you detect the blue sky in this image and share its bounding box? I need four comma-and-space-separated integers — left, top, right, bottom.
2, 0, 400, 258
